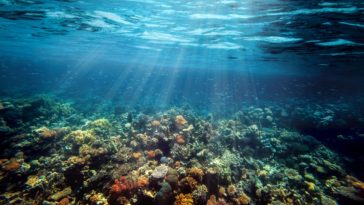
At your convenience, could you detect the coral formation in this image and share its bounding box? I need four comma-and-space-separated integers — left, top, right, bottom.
174, 193, 194, 205
0, 96, 363, 205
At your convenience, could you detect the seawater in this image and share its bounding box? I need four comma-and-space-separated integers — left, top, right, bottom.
0, 0, 364, 205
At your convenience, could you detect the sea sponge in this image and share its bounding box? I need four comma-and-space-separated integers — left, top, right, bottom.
174, 193, 194, 205
188, 167, 204, 182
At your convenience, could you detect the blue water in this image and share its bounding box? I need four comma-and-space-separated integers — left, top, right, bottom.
1, 0, 363, 111
1, 1, 364, 204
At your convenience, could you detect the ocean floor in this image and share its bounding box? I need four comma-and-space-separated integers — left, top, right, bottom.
0, 96, 364, 205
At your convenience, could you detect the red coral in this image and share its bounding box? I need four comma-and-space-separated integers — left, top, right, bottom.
110, 176, 139, 194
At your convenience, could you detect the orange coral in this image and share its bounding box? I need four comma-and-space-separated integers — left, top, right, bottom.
147, 150, 156, 159
188, 167, 204, 182
176, 135, 185, 145
59, 198, 69, 205
132, 152, 143, 160
346, 175, 364, 192
3, 160, 20, 172
0, 159, 8, 166
137, 176, 149, 187
207, 195, 217, 205
110, 176, 138, 194
175, 115, 188, 126
174, 193, 194, 205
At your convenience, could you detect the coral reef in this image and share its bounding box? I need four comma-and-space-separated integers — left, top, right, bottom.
0, 96, 363, 205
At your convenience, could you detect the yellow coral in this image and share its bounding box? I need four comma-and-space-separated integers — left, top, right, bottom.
64, 130, 96, 145
36, 127, 58, 139
175, 115, 188, 126
305, 181, 315, 191
89, 118, 111, 128
89, 192, 109, 205
67, 156, 86, 165
227, 184, 237, 197
79, 144, 106, 157
187, 167, 204, 182
237, 192, 251, 205
25, 175, 39, 187
151, 120, 161, 127
174, 193, 194, 205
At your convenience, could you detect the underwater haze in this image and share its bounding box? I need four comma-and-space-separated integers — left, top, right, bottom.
1, 0, 364, 204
